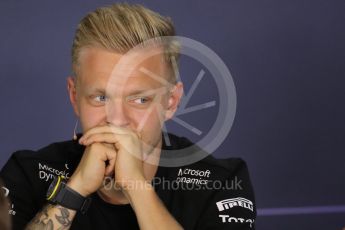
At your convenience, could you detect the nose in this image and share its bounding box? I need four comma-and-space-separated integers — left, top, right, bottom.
106, 99, 130, 127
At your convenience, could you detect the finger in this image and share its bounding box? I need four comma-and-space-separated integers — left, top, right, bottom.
89, 142, 116, 161
82, 132, 121, 146
84, 132, 141, 148
105, 156, 116, 176
102, 142, 115, 150
103, 145, 117, 176
85, 133, 143, 160
86, 133, 134, 155
80, 125, 129, 143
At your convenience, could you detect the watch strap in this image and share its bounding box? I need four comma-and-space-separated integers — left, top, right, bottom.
49, 177, 92, 214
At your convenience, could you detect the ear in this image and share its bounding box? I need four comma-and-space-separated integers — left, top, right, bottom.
67, 76, 80, 116
164, 82, 184, 121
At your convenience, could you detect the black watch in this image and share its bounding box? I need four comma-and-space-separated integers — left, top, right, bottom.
46, 175, 92, 214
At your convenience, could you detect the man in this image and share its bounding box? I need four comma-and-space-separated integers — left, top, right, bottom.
0, 3, 256, 229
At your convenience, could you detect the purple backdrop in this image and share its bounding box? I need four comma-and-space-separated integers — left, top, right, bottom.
0, 0, 344, 229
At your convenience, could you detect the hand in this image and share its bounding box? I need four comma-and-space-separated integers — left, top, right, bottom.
77, 126, 183, 230
67, 142, 117, 197
78, 125, 146, 190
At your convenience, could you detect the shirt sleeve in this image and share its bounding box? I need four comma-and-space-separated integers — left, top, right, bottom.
0, 151, 39, 230
195, 159, 256, 230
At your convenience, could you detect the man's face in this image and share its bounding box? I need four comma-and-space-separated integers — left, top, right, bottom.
67, 47, 183, 155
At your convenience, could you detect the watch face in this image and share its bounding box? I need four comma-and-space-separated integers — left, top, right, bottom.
46, 175, 59, 200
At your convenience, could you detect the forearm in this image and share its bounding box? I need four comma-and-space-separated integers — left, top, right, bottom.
124, 181, 183, 230
25, 204, 76, 230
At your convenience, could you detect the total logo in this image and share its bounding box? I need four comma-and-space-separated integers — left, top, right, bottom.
218, 215, 254, 228
38, 163, 70, 182
175, 168, 211, 185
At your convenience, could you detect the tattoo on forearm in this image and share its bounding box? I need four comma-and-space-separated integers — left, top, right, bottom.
55, 206, 72, 230
26, 204, 73, 230
26, 204, 54, 230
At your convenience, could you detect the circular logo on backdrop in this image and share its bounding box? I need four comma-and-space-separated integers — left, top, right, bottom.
106, 36, 237, 167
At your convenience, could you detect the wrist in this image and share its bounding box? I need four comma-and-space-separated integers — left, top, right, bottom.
67, 177, 90, 197
46, 176, 92, 214
122, 181, 157, 211
121, 179, 153, 197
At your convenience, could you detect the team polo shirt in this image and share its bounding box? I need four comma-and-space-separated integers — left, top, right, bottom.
0, 133, 256, 229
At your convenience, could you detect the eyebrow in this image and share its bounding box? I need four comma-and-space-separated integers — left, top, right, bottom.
126, 87, 167, 97
127, 89, 155, 96
86, 86, 167, 98
86, 88, 106, 94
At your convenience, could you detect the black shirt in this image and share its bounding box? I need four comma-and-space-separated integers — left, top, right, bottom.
0, 133, 256, 229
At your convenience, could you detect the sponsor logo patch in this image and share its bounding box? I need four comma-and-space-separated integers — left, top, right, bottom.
216, 197, 254, 212
175, 168, 211, 185
218, 215, 254, 228
38, 162, 70, 182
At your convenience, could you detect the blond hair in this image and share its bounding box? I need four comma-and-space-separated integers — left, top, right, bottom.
71, 3, 180, 83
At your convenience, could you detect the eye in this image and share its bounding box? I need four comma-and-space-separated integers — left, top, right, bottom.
133, 97, 150, 104
94, 95, 108, 102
